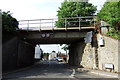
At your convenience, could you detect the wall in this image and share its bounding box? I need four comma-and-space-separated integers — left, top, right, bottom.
81, 43, 96, 69
97, 34, 119, 72
81, 34, 99, 69
17, 40, 35, 68
69, 37, 98, 69
69, 33, 119, 72
2, 37, 18, 71
2, 37, 35, 72
69, 41, 86, 67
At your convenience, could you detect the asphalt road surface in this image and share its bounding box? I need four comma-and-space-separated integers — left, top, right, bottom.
3, 60, 115, 79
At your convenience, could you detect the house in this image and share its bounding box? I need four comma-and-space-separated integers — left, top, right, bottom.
34, 45, 43, 60
49, 51, 57, 60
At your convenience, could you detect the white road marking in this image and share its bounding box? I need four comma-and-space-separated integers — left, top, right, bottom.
69, 69, 75, 78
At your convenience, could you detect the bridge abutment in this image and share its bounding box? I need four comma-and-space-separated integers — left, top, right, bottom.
17, 40, 35, 68
2, 37, 35, 72
68, 41, 85, 67
68, 36, 98, 69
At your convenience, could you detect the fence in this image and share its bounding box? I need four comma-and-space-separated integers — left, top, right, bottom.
19, 16, 96, 31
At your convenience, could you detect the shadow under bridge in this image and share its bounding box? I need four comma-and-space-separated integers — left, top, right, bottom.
18, 29, 94, 45
18, 16, 96, 45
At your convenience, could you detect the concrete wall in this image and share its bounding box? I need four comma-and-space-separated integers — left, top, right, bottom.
97, 34, 119, 72
2, 37, 35, 72
69, 41, 86, 67
17, 40, 35, 68
2, 37, 18, 71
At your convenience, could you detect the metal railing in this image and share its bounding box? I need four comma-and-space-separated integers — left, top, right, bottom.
19, 16, 96, 31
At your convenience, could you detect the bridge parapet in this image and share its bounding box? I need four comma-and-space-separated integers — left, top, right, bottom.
19, 16, 96, 31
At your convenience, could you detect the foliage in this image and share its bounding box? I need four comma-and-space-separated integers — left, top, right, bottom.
60, 44, 70, 52
43, 53, 49, 56
55, 1, 97, 27
97, 2, 120, 30
106, 29, 120, 40
1, 11, 18, 34
52, 50, 56, 53
61, 45, 68, 52
97, 2, 120, 40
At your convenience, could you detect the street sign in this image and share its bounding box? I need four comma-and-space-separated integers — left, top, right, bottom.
85, 31, 93, 43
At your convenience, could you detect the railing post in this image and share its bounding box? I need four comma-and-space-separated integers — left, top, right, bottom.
94, 17, 95, 28
39, 19, 41, 32
27, 20, 29, 31
52, 19, 54, 31
79, 17, 81, 31
65, 18, 67, 31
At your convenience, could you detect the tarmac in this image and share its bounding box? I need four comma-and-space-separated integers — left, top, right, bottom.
2, 62, 120, 79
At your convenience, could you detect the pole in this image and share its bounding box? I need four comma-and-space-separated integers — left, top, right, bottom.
79, 17, 81, 31
39, 19, 41, 32
65, 18, 67, 31
27, 20, 29, 31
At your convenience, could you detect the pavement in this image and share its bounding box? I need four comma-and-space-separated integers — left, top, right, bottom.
76, 68, 119, 78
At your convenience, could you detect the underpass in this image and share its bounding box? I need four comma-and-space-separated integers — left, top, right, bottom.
17, 18, 95, 67
3, 16, 105, 79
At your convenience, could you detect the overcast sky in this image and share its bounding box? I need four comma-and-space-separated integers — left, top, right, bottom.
0, 0, 106, 20
0, 0, 106, 53
39, 44, 66, 53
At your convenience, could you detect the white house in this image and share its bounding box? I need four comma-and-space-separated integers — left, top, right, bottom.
34, 45, 43, 59
49, 51, 57, 60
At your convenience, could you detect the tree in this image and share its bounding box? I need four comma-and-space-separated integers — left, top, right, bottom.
1, 11, 19, 43
43, 53, 49, 56
1, 11, 18, 34
55, 0, 97, 27
60, 44, 70, 54
97, 2, 120, 30
97, 1, 120, 40
61, 44, 69, 52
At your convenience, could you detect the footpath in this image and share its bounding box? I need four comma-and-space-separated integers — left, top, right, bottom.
76, 68, 119, 78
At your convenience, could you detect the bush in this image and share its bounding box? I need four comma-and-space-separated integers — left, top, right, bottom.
106, 28, 120, 40
1, 11, 18, 34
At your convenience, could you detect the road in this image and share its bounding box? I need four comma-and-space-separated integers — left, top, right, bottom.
3, 60, 113, 79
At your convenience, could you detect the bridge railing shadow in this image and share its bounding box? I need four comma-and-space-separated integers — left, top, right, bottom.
18, 16, 96, 31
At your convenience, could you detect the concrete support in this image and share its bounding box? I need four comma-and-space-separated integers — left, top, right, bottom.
17, 40, 35, 68
68, 35, 98, 69
2, 37, 18, 71
68, 41, 85, 67
2, 37, 35, 72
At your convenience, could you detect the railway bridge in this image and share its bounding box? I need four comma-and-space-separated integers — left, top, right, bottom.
3, 16, 98, 71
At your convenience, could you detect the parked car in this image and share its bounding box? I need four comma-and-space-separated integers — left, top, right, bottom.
56, 57, 63, 62
52, 57, 57, 61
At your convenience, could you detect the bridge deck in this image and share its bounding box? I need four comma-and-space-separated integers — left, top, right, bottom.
19, 26, 95, 31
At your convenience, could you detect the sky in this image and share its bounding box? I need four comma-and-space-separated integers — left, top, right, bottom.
0, 0, 106, 20
39, 44, 66, 53
0, 0, 106, 53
